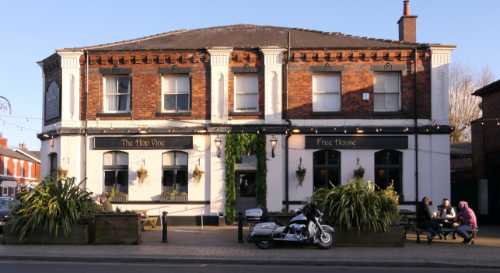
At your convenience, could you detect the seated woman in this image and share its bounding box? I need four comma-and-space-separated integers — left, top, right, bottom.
416, 196, 441, 244
456, 201, 478, 245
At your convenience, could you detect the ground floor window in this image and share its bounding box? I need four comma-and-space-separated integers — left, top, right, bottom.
313, 150, 341, 190
375, 149, 403, 197
103, 151, 129, 199
49, 153, 57, 179
162, 151, 188, 201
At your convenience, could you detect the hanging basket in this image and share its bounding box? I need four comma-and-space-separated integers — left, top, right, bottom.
136, 167, 148, 183
192, 165, 204, 182
57, 168, 68, 178
295, 158, 306, 186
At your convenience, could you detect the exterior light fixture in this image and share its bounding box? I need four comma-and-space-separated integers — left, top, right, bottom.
138, 128, 148, 134
198, 128, 208, 134
270, 135, 278, 158
291, 128, 300, 134
356, 128, 364, 134
214, 136, 222, 158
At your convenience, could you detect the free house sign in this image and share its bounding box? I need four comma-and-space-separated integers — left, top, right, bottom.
305, 136, 408, 150
93, 136, 193, 150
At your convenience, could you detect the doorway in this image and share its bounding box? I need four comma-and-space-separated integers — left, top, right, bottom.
235, 171, 257, 212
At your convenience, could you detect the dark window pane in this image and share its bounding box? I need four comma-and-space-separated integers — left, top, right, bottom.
177, 94, 189, 111
104, 171, 115, 186
327, 151, 339, 165
118, 77, 129, 94
162, 170, 174, 187
176, 169, 188, 193
118, 95, 128, 111
238, 173, 256, 197
164, 95, 176, 111
314, 151, 326, 165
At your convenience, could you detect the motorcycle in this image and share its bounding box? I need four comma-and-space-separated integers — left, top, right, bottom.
247, 203, 335, 249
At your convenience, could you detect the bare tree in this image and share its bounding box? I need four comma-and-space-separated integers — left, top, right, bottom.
449, 64, 494, 143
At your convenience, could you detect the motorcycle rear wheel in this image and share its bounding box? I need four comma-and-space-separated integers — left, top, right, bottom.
317, 231, 334, 249
255, 240, 273, 249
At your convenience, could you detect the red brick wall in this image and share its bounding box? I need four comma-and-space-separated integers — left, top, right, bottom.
79, 49, 432, 121
82, 50, 209, 121
286, 49, 431, 119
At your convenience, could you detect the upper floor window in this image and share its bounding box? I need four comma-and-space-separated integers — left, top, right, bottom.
162, 75, 190, 112
373, 72, 401, 112
312, 74, 341, 112
234, 74, 258, 112
103, 76, 130, 113
45, 81, 60, 122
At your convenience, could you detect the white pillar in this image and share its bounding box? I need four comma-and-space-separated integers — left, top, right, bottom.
430, 47, 454, 124
207, 47, 232, 124
58, 51, 83, 126
209, 134, 226, 215
266, 134, 285, 212
261, 47, 285, 124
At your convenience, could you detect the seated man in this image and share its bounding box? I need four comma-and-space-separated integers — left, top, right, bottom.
416, 196, 441, 244
456, 201, 478, 245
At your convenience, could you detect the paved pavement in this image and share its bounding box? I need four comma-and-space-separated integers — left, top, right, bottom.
1, 226, 500, 269
2, 261, 500, 273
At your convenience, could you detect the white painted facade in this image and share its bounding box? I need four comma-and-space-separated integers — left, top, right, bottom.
39, 47, 453, 216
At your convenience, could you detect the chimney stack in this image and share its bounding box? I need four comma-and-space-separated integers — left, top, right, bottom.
0, 134, 7, 148
398, 0, 417, 43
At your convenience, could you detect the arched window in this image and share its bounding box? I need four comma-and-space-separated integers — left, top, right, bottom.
162, 151, 188, 200
313, 150, 341, 190
375, 150, 403, 196
103, 151, 129, 195
45, 81, 60, 122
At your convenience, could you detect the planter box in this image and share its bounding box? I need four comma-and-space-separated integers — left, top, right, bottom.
2, 223, 89, 245
335, 225, 405, 247
92, 213, 141, 244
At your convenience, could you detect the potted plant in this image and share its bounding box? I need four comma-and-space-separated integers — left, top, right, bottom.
136, 167, 148, 183
295, 157, 306, 186
192, 165, 204, 182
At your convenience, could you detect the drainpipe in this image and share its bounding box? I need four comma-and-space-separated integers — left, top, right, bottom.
83, 50, 89, 190
283, 31, 292, 212
413, 48, 419, 204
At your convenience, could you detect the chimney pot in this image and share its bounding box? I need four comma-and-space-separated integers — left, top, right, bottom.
404, 0, 410, 16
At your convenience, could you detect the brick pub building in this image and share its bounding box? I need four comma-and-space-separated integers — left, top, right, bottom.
38, 1, 454, 217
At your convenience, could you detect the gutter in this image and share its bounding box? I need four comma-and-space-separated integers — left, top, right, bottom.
413, 48, 419, 203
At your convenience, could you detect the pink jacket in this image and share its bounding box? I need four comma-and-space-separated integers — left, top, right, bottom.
458, 201, 478, 229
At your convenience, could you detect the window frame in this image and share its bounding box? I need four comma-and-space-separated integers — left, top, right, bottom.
103, 75, 131, 113
162, 151, 189, 197
374, 149, 403, 200
44, 81, 61, 123
49, 153, 57, 179
313, 150, 341, 191
161, 74, 191, 113
233, 73, 259, 113
373, 72, 402, 112
103, 151, 129, 195
312, 73, 342, 112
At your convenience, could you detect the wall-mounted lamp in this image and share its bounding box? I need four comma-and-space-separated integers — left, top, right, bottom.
270, 135, 278, 158
291, 128, 301, 134
214, 136, 222, 158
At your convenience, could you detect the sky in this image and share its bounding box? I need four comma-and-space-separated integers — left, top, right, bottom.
0, 0, 499, 150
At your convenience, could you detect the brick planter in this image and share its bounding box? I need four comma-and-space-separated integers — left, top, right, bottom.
335, 225, 405, 247
91, 213, 141, 244
2, 223, 89, 245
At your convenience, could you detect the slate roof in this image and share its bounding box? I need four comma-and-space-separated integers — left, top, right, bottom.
58, 24, 435, 52
473, 79, 500, 96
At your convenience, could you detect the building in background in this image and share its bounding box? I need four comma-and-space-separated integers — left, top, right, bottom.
450, 143, 475, 210
37, 1, 454, 217
472, 79, 500, 223
0, 135, 41, 197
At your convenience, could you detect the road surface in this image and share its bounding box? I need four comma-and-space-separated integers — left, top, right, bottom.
0, 261, 497, 273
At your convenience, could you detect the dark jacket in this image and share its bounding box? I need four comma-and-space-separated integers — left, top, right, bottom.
416, 202, 433, 229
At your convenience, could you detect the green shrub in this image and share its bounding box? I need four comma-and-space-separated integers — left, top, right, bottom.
312, 179, 399, 232
10, 177, 99, 240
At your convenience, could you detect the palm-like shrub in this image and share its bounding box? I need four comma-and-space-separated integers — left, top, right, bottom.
312, 179, 399, 232
10, 177, 98, 240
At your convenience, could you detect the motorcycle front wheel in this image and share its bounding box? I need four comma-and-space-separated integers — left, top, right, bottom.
317, 231, 334, 249
255, 240, 273, 249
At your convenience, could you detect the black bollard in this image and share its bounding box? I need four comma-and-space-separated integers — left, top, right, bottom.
162, 211, 168, 243
238, 212, 243, 243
